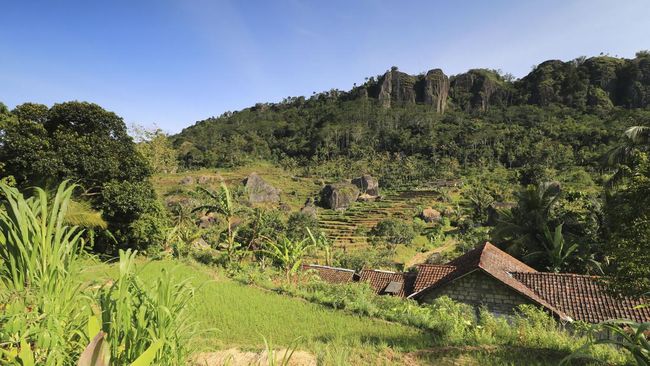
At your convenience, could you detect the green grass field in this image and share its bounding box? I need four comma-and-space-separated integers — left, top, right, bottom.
80, 258, 594, 365
81, 258, 434, 364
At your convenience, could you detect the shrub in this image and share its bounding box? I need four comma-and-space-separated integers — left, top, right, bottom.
368, 218, 416, 247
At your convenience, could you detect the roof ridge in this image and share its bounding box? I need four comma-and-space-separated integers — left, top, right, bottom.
305, 264, 356, 273
511, 271, 601, 279
363, 269, 397, 274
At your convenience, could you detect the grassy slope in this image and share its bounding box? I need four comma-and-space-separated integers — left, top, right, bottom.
81, 258, 432, 364
153, 164, 462, 267
81, 258, 585, 365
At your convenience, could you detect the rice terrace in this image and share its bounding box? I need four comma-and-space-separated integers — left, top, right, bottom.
1, 1, 649, 365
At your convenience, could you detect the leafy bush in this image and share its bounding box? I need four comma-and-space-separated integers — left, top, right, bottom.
368, 218, 416, 247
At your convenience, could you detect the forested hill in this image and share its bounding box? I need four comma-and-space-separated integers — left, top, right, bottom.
173, 52, 650, 186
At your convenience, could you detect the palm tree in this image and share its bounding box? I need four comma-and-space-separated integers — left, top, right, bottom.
605, 125, 650, 187
260, 237, 314, 283
492, 181, 561, 259
306, 227, 333, 266
524, 223, 578, 272
193, 183, 243, 262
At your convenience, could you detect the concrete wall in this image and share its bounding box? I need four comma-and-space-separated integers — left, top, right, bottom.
420, 270, 532, 317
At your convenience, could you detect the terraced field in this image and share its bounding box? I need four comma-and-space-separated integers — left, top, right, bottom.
318, 190, 443, 250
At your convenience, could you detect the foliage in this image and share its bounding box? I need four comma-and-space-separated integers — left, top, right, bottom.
562, 319, 649, 365
285, 211, 319, 241
260, 237, 314, 282
99, 180, 169, 254
193, 183, 245, 263
0, 181, 89, 364
0, 101, 162, 255
368, 218, 416, 248
0, 181, 195, 365
96, 250, 195, 365
131, 125, 178, 175
604, 153, 650, 297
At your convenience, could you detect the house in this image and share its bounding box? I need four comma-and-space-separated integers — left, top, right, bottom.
301, 264, 359, 284
302, 242, 650, 324
408, 242, 650, 323
358, 269, 416, 297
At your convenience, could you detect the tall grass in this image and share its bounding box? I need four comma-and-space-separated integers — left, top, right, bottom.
96, 250, 196, 365
0, 181, 90, 364
0, 181, 195, 365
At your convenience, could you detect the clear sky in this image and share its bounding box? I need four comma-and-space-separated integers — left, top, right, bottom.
1, 0, 648, 133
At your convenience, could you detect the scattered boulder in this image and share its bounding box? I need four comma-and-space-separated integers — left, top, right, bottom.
320, 183, 360, 210
443, 206, 455, 217
198, 213, 217, 229
243, 173, 280, 204
179, 176, 195, 185
300, 198, 317, 218
197, 175, 215, 184
357, 193, 378, 202
352, 174, 379, 196
421, 207, 442, 223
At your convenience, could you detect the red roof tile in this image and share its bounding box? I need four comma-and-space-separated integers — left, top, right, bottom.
511, 272, 650, 323
302, 264, 358, 284
409, 242, 571, 320
412, 264, 456, 293
359, 269, 416, 297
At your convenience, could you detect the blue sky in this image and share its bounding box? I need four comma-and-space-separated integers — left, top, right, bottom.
1, 0, 648, 133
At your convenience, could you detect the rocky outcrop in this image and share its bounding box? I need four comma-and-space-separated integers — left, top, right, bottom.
179, 176, 195, 185
198, 213, 217, 229
450, 69, 510, 112
378, 68, 417, 108
421, 207, 442, 223
319, 183, 360, 210
424, 69, 450, 113
243, 173, 280, 204
351, 174, 379, 196
197, 175, 215, 184
300, 198, 317, 218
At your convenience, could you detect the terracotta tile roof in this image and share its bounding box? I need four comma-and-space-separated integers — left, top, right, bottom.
359, 269, 416, 297
302, 264, 358, 284
511, 272, 650, 323
409, 242, 572, 321
411, 264, 456, 293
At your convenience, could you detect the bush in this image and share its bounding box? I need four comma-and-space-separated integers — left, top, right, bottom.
286, 211, 319, 241
99, 180, 170, 254
368, 218, 416, 247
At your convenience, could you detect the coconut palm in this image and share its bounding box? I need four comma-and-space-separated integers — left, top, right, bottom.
605, 125, 650, 187
492, 182, 561, 260
523, 223, 578, 272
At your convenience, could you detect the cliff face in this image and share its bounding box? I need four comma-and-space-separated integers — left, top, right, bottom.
423, 69, 449, 113
358, 53, 650, 112
372, 68, 449, 112
450, 69, 510, 112
378, 68, 418, 107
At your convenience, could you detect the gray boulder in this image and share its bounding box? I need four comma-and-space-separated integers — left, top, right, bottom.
352, 174, 379, 196
421, 207, 442, 223
300, 198, 317, 218
179, 176, 195, 185
243, 173, 280, 204
320, 183, 360, 210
